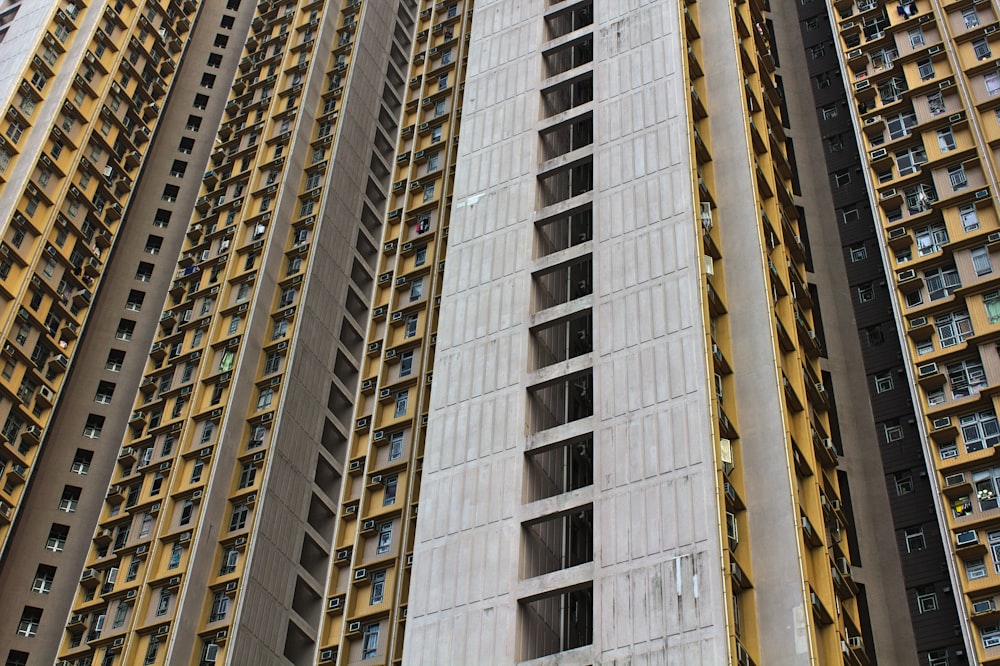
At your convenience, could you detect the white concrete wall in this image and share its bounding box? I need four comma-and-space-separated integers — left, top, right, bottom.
404, 2, 729, 663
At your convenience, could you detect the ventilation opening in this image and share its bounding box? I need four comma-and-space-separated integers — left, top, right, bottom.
540, 112, 593, 161
545, 0, 593, 40
542, 34, 593, 78
541, 72, 593, 117
528, 370, 593, 433
523, 506, 593, 579
532, 254, 593, 312
525, 435, 593, 502
519, 584, 593, 660
535, 204, 592, 258
538, 158, 593, 207
531, 310, 592, 370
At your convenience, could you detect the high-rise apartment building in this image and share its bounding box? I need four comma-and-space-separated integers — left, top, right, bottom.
0, 0, 990, 665
828, 0, 1000, 663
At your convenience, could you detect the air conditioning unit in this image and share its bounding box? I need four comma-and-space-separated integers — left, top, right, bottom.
957, 530, 979, 546
235, 536, 247, 546
225, 581, 237, 592
320, 648, 335, 662
944, 472, 966, 487
989, 232, 1000, 244
363, 519, 377, 533
974, 599, 995, 614
897, 269, 916, 281
870, 148, 887, 159
977, 188, 991, 200
932, 416, 952, 430
168, 576, 181, 587
928, 45, 941, 54
370, 474, 383, 485
349, 459, 363, 471
407, 553, 414, 565
354, 568, 368, 580
112, 637, 125, 647
137, 544, 149, 555
985, 635, 1000, 648
854, 80, 871, 91
373, 430, 385, 441
888, 227, 907, 239
909, 316, 927, 328
379, 388, 391, 399
345, 504, 357, 515
126, 589, 137, 599
917, 362, 938, 377
347, 621, 362, 634
880, 188, 897, 199
848, 636, 864, 649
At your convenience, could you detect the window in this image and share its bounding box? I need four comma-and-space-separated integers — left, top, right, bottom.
925, 264, 961, 300
220, 547, 239, 575
168, 541, 183, 569
909, 27, 925, 47
370, 571, 386, 604
964, 7, 981, 27
414, 247, 427, 267
272, 319, 288, 340
961, 409, 1000, 452
238, 462, 257, 489
916, 588, 938, 613
948, 164, 968, 189
409, 278, 423, 302
915, 222, 948, 256
256, 388, 273, 411
404, 314, 419, 339
973, 247, 993, 276
948, 359, 987, 398
850, 245, 867, 262
856, 283, 875, 303
201, 73, 216, 88
389, 432, 403, 461
887, 111, 918, 139
16, 607, 41, 637
32, 565, 55, 594
968, 558, 989, 583
230, 504, 249, 531
904, 526, 926, 552
987, 71, 1000, 96
917, 58, 935, 81
983, 623, 1000, 648
138, 513, 154, 538
84, 415, 105, 439
145, 637, 160, 665
882, 417, 906, 442
362, 623, 380, 659
383, 475, 398, 506
112, 600, 128, 628
95, 380, 116, 404
156, 588, 170, 616
422, 182, 436, 202
960, 204, 980, 232
71, 449, 93, 475
399, 351, 414, 377
815, 72, 831, 89
59, 486, 80, 512
115, 319, 135, 341
874, 372, 893, 393
191, 459, 205, 483
894, 473, 914, 495
975, 38, 992, 60
210, 592, 230, 622
45, 525, 68, 552
394, 391, 408, 418
135, 262, 154, 282
170, 160, 187, 178
896, 145, 928, 176
936, 310, 973, 348
161, 185, 179, 203
834, 170, 851, 187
